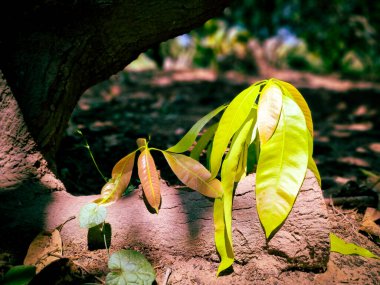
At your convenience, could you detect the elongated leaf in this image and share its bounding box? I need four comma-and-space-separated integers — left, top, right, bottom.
190, 123, 218, 161
167, 105, 227, 153
213, 198, 234, 275
210, 84, 260, 178
93, 151, 136, 206
138, 149, 161, 213
330, 233, 380, 259
257, 81, 283, 144
2, 265, 36, 285
163, 151, 223, 198
106, 249, 156, 285
256, 96, 308, 238
307, 132, 321, 186
215, 113, 255, 273
79, 203, 107, 228
23, 229, 62, 274
275, 79, 313, 137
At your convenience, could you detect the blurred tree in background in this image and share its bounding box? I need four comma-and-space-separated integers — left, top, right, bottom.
141, 0, 379, 80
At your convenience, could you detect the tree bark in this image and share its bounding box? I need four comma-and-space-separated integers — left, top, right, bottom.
0, 0, 230, 190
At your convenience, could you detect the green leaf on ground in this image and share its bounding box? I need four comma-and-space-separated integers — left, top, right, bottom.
330, 233, 380, 259
106, 249, 156, 285
79, 203, 107, 228
2, 265, 36, 285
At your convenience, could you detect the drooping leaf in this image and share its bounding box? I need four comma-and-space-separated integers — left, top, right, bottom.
93, 151, 136, 206
106, 249, 156, 285
2, 265, 36, 285
190, 123, 218, 161
307, 132, 321, 186
210, 84, 260, 178
213, 198, 234, 276
163, 151, 223, 198
214, 113, 255, 274
167, 104, 227, 153
138, 149, 161, 213
257, 81, 283, 144
23, 229, 62, 274
79, 203, 107, 229
275, 79, 314, 137
330, 233, 380, 259
256, 95, 308, 238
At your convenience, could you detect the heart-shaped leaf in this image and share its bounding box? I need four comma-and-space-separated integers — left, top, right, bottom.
2, 265, 36, 285
330, 233, 380, 259
167, 104, 227, 153
163, 151, 223, 198
256, 95, 308, 238
93, 151, 136, 206
79, 203, 107, 228
257, 81, 283, 144
138, 149, 161, 213
106, 249, 156, 285
23, 229, 62, 274
210, 84, 260, 178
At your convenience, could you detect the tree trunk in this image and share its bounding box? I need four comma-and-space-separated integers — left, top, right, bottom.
0, 170, 331, 284
0, 0, 230, 190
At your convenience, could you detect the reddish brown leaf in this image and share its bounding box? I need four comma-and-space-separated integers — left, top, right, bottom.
138, 149, 161, 213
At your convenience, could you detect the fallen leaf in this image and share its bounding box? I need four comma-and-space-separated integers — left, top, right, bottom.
23, 229, 62, 273
360, 207, 380, 238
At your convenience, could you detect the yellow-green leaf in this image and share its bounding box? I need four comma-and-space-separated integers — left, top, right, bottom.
256, 95, 308, 238
93, 151, 136, 206
190, 123, 218, 161
215, 113, 255, 273
330, 233, 380, 259
210, 84, 260, 178
167, 105, 227, 153
138, 149, 161, 213
275, 79, 313, 137
307, 132, 321, 186
257, 81, 283, 144
163, 151, 223, 198
213, 198, 234, 275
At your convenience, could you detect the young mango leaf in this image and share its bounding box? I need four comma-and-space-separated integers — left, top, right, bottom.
307, 132, 321, 186
23, 229, 62, 274
2, 265, 36, 285
213, 198, 234, 276
79, 203, 107, 228
210, 84, 260, 178
138, 148, 161, 213
256, 95, 308, 238
190, 123, 219, 161
275, 79, 314, 137
167, 104, 227, 153
330, 233, 380, 259
106, 249, 156, 285
257, 81, 283, 144
163, 151, 223, 198
136, 138, 147, 149
93, 151, 136, 206
215, 113, 255, 273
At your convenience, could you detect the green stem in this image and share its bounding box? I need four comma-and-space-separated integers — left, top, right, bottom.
76, 129, 108, 182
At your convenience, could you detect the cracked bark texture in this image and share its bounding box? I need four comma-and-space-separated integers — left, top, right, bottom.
0, 0, 230, 191
0, 170, 330, 284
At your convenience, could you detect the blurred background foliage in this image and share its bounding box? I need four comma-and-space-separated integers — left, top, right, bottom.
131, 0, 379, 80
